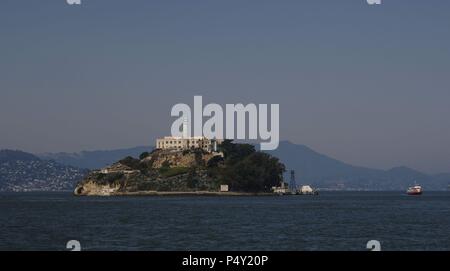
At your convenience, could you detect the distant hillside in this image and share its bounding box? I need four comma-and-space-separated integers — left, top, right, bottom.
0, 149, 39, 162
32, 142, 450, 191
39, 146, 153, 169
0, 150, 87, 192
266, 141, 450, 191
433, 173, 450, 189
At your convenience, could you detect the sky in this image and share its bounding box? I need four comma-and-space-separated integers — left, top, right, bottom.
1, 0, 450, 173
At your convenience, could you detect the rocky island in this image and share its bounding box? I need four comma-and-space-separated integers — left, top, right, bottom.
74, 140, 285, 196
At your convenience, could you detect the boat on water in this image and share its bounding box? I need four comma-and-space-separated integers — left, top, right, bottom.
272, 184, 319, 196
407, 184, 422, 195
297, 185, 319, 195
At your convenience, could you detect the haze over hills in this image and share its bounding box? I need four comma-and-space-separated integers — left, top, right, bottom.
39, 146, 152, 170
1, 142, 449, 191
266, 141, 448, 190
36, 141, 450, 191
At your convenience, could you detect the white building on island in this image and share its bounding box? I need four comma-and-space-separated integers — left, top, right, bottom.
156, 136, 222, 152
156, 118, 223, 152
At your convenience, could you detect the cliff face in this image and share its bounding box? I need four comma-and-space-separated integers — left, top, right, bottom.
74, 149, 222, 196
146, 150, 218, 168
75, 180, 122, 196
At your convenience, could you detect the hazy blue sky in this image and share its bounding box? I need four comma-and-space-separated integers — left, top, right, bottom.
1, 0, 450, 173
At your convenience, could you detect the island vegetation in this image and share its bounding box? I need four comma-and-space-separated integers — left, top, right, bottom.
74, 140, 285, 196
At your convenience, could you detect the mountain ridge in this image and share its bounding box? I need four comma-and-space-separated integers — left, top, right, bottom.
39, 146, 152, 169
3, 141, 449, 191
0, 149, 40, 162
265, 141, 448, 190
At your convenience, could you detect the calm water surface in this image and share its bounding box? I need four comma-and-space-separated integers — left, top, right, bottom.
0, 192, 449, 251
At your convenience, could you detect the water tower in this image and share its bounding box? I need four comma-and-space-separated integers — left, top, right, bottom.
290, 170, 296, 193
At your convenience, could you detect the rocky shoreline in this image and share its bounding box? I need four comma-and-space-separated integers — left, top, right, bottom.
75, 190, 275, 197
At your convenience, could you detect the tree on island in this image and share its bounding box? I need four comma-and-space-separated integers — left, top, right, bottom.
139, 152, 150, 160
216, 140, 285, 192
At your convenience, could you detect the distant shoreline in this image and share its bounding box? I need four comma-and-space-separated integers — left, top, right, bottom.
1, 190, 448, 194
76, 191, 276, 197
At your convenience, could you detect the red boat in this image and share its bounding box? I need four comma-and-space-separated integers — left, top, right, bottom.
407, 185, 422, 195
